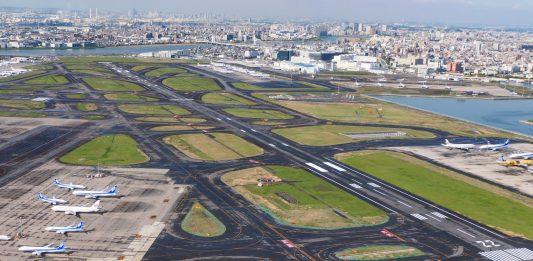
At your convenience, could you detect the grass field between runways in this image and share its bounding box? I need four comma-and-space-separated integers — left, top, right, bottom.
336, 150, 533, 239
335, 245, 425, 260
118, 104, 190, 115
224, 108, 293, 120
83, 77, 144, 91
273, 124, 434, 146
221, 165, 388, 229
25, 74, 69, 84
201, 92, 256, 105
164, 133, 263, 161
181, 202, 226, 237
162, 76, 220, 92
60, 134, 149, 166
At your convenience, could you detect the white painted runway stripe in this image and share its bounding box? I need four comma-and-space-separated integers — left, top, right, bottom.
504, 248, 533, 260
323, 162, 346, 172
431, 212, 447, 219
457, 228, 476, 238
425, 214, 442, 222
367, 182, 381, 188
373, 189, 387, 196
349, 183, 362, 189
479, 250, 521, 261
410, 213, 427, 220
397, 200, 412, 208
306, 163, 328, 173
240, 129, 246, 133
281, 143, 289, 146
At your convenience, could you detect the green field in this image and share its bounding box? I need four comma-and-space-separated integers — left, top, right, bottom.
260, 95, 509, 137
135, 116, 206, 123
118, 104, 190, 115
66, 93, 86, 99
145, 67, 186, 78
222, 166, 387, 229
76, 103, 98, 112
273, 125, 434, 146
83, 77, 144, 91
0, 99, 45, 110
131, 65, 153, 72
224, 108, 293, 120
181, 202, 226, 237
0, 71, 45, 83
336, 150, 533, 239
201, 92, 256, 105
60, 134, 149, 166
164, 132, 263, 161
0, 111, 47, 118
83, 115, 105, 120
150, 125, 213, 132
335, 245, 424, 260
163, 76, 221, 92
103, 93, 159, 101
25, 74, 69, 85
232, 81, 328, 91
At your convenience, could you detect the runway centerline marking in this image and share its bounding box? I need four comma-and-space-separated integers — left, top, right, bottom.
323, 161, 346, 172
457, 228, 476, 238
397, 200, 413, 208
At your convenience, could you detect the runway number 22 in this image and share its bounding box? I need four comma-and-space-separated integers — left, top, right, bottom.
476, 240, 501, 248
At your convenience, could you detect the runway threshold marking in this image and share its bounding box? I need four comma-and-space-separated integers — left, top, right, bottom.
431, 212, 447, 219
457, 228, 476, 238
305, 163, 328, 173
479, 250, 522, 261
410, 213, 427, 220
367, 182, 381, 188
323, 161, 346, 171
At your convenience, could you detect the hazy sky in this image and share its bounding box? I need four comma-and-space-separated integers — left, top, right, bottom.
1, 0, 532, 26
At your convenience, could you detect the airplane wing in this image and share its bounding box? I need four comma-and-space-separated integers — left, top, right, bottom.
32, 251, 43, 256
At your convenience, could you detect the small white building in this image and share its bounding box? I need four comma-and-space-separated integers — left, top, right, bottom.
332, 54, 380, 72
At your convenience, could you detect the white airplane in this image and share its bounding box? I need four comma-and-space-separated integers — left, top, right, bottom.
51, 200, 101, 216
509, 151, 533, 159
18, 242, 67, 256
397, 79, 405, 88
53, 179, 86, 191
72, 185, 119, 199
46, 221, 84, 235
419, 80, 429, 89
478, 139, 510, 151
38, 193, 67, 205
442, 139, 476, 151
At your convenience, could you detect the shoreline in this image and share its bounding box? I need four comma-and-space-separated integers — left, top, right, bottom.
366, 93, 533, 100
520, 120, 533, 126
366, 94, 532, 139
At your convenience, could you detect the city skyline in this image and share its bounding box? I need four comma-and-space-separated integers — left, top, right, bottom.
0, 0, 532, 26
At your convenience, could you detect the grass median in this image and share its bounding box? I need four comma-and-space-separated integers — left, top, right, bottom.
221, 165, 388, 229
181, 202, 226, 237
202, 92, 256, 106
60, 134, 149, 166
224, 108, 293, 120
164, 133, 263, 161
118, 104, 190, 115
273, 125, 434, 146
83, 77, 144, 91
163, 76, 220, 92
336, 150, 533, 239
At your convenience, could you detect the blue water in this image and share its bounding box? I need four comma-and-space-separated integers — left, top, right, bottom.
0, 44, 202, 57
374, 96, 533, 137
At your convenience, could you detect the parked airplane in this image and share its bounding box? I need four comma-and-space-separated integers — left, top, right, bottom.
397, 79, 405, 88
498, 155, 533, 168
37, 193, 67, 205
18, 242, 67, 256
51, 200, 101, 216
53, 179, 86, 190
479, 139, 510, 151
72, 185, 119, 199
46, 221, 84, 235
441, 139, 476, 151
508, 151, 533, 159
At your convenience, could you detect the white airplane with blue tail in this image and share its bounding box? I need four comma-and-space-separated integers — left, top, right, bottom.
72, 185, 119, 199
37, 193, 67, 205
478, 139, 510, 151
18, 242, 67, 256
53, 179, 86, 190
46, 221, 85, 235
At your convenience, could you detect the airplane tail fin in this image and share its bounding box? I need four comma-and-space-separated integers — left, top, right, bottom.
444, 139, 450, 144
56, 242, 65, 250
91, 200, 100, 209
38, 193, 44, 199
108, 185, 117, 193
53, 179, 61, 185
77, 221, 84, 229
499, 155, 506, 162
504, 139, 510, 145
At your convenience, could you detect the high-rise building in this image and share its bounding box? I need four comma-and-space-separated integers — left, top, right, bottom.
357, 23, 364, 32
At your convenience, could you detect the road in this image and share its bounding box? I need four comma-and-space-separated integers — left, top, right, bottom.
106, 63, 533, 261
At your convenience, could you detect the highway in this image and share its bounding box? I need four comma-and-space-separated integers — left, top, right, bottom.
107, 63, 533, 261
